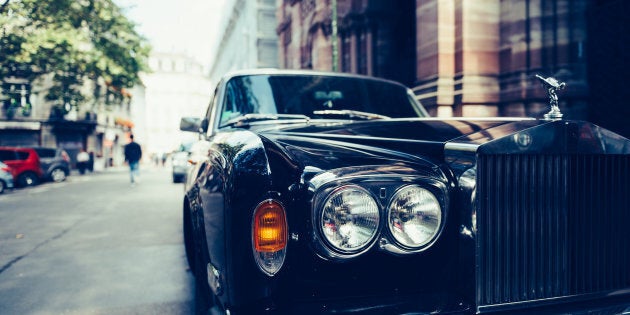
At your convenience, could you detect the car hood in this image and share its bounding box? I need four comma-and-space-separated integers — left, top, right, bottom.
260, 118, 520, 143
257, 118, 630, 171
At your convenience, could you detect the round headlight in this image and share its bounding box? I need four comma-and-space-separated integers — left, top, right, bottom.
387, 185, 442, 249
320, 186, 380, 254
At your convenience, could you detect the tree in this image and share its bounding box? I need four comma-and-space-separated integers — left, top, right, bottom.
0, 0, 150, 117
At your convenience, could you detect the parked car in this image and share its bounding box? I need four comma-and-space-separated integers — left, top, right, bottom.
171, 151, 191, 183
0, 147, 44, 187
180, 70, 630, 314
0, 161, 14, 193
31, 147, 71, 182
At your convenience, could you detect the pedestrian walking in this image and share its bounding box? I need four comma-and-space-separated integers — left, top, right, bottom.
124, 134, 142, 185
76, 149, 90, 175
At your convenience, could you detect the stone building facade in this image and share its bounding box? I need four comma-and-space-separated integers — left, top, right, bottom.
276, 0, 629, 138
0, 74, 138, 169
277, 0, 415, 84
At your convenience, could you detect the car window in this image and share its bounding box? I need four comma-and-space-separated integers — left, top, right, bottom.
0, 150, 16, 161
35, 148, 55, 158
16, 151, 30, 160
218, 74, 424, 127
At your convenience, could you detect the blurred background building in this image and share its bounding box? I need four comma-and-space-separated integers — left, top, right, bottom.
136, 52, 212, 158
276, 0, 629, 138
0, 72, 137, 169
209, 0, 279, 84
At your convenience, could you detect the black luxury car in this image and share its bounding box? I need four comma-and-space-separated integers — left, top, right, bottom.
180, 69, 630, 315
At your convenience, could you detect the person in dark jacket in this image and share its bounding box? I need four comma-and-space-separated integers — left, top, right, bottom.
124, 134, 142, 185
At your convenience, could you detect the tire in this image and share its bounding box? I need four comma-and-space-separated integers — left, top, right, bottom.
17, 172, 39, 187
50, 167, 67, 182
183, 203, 196, 273
195, 268, 212, 315
173, 174, 185, 183
0, 181, 5, 194
190, 206, 215, 315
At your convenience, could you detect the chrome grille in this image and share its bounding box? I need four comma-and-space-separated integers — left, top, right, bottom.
476, 154, 630, 306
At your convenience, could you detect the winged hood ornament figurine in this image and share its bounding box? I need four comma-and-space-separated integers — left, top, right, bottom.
536, 74, 566, 120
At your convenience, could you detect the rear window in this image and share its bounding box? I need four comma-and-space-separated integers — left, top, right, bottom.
0, 150, 16, 161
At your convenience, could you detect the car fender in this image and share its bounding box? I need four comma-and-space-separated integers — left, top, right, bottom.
189, 130, 276, 308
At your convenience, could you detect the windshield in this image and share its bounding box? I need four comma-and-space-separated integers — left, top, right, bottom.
219, 74, 426, 127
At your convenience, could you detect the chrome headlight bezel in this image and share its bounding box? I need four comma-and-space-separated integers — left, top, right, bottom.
310, 174, 449, 260
312, 185, 381, 259
385, 184, 443, 252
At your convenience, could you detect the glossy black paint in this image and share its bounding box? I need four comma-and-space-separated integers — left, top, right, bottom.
182, 70, 630, 314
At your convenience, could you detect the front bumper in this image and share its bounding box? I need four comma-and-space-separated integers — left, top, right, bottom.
233, 293, 630, 315
1, 175, 13, 189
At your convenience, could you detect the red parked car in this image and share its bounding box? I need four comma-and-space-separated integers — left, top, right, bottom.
0, 147, 44, 187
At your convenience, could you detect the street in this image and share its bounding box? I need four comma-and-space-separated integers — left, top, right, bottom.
0, 166, 195, 314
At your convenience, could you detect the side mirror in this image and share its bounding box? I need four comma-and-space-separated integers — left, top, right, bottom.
180, 117, 203, 133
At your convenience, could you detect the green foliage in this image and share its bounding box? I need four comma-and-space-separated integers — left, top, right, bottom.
0, 0, 150, 113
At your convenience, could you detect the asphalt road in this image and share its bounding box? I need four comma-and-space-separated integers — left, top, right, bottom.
0, 166, 195, 314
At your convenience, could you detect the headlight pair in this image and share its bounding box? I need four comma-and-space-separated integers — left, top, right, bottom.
317, 184, 443, 258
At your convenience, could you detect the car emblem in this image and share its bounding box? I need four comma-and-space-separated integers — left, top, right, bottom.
535, 74, 566, 120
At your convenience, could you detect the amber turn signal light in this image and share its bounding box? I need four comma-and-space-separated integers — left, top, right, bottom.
253, 200, 288, 252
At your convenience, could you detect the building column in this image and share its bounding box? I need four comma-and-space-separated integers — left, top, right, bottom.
456, 0, 500, 117
415, 0, 456, 116
365, 21, 374, 76
349, 30, 358, 74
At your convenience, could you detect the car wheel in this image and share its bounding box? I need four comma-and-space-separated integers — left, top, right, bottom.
17, 172, 39, 187
50, 167, 67, 182
0, 181, 5, 194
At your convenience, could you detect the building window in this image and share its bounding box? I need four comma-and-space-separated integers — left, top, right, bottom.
357, 31, 367, 75
342, 34, 351, 72
282, 26, 292, 68
301, 33, 313, 69
162, 59, 173, 72
175, 60, 185, 72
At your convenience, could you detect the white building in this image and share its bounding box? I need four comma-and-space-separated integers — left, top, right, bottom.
132, 52, 213, 158
209, 0, 279, 83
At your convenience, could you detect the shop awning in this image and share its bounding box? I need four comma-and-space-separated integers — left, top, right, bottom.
114, 117, 135, 129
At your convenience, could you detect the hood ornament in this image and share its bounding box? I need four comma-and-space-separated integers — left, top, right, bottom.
535, 74, 566, 120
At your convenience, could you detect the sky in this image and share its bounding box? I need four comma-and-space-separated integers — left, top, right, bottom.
114, 0, 227, 67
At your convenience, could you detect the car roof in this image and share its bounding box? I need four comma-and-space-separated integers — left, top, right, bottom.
0, 146, 36, 152
28, 146, 59, 150
220, 69, 410, 88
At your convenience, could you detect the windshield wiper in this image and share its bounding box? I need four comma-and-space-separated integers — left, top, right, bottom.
312, 110, 390, 120
223, 113, 310, 128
